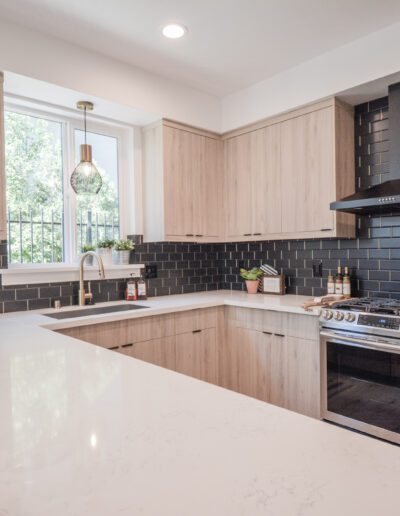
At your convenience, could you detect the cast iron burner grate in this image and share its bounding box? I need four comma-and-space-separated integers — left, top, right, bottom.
332, 297, 400, 315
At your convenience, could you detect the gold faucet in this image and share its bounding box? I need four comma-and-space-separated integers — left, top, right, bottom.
79, 251, 106, 306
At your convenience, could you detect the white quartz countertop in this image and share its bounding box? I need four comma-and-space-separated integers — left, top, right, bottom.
0, 290, 318, 332
1, 291, 400, 515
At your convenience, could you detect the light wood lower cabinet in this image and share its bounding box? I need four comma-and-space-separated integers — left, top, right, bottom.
269, 335, 320, 419
57, 306, 321, 419
123, 336, 176, 371
220, 306, 320, 418
175, 328, 218, 384
236, 327, 270, 402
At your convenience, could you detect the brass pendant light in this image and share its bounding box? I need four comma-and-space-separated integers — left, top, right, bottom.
70, 101, 102, 195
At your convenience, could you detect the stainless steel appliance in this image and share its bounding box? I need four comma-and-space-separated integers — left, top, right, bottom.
320, 298, 400, 444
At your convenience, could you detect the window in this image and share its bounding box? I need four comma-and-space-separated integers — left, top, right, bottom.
4, 104, 129, 265
5, 111, 64, 263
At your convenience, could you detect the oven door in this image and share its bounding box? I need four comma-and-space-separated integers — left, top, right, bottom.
320, 329, 400, 444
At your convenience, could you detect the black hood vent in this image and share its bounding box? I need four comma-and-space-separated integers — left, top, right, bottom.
331, 83, 400, 214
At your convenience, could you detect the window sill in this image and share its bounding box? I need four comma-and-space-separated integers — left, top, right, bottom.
1, 264, 145, 286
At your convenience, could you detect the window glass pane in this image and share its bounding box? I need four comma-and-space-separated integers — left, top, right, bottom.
74, 130, 119, 250
5, 111, 64, 263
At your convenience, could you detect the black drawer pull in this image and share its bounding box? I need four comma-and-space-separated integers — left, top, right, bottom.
274, 333, 285, 338
122, 343, 134, 348
243, 233, 252, 236
320, 228, 332, 232
186, 233, 194, 237
253, 233, 262, 236
192, 329, 202, 334
109, 345, 119, 350
195, 234, 203, 237
262, 331, 273, 335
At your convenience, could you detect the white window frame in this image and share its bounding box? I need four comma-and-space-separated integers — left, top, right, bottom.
3, 99, 135, 268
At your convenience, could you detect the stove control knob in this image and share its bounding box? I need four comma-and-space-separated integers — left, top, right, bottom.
323, 310, 333, 320
345, 313, 356, 322
334, 311, 344, 321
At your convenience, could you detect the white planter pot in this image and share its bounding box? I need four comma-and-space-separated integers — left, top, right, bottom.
96, 247, 113, 266
112, 250, 131, 265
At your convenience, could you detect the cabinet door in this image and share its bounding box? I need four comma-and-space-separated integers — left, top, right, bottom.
194, 136, 221, 238
251, 125, 281, 236
163, 126, 194, 237
236, 328, 270, 402
175, 328, 218, 384
124, 336, 176, 371
281, 107, 334, 234
225, 133, 253, 238
270, 335, 320, 418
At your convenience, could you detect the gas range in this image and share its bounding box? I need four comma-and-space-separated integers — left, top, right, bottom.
320, 297, 400, 444
319, 297, 400, 339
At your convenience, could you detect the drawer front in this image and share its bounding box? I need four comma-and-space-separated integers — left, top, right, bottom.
174, 307, 217, 334
282, 313, 319, 340
225, 306, 283, 334
58, 321, 126, 349
125, 314, 175, 343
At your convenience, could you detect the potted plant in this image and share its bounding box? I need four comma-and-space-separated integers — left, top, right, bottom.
240, 267, 263, 294
113, 239, 135, 265
96, 239, 115, 266
82, 244, 95, 265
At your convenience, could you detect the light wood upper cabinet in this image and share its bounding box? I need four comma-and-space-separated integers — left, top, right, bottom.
223, 98, 355, 241
225, 125, 281, 238
281, 108, 334, 233
163, 125, 194, 237
142, 121, 223, 242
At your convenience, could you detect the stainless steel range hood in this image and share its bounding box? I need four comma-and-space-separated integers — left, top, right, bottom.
330, 83, 400, 215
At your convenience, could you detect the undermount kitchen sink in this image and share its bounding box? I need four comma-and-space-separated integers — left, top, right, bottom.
43, 304, 149, 319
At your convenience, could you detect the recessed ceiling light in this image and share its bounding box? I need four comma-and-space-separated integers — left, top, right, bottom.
162, 23, 187, 39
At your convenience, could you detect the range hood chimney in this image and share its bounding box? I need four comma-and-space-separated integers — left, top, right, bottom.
330, 82, 400, 214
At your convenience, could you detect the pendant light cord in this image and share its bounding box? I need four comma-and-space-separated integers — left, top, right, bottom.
84, 106, 87, 145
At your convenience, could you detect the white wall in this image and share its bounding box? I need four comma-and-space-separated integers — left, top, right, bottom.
0, 18, 221, 132
2, 17, 400, 134
221, 22, 400, 132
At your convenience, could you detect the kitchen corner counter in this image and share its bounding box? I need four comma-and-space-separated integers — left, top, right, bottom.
1, 291, 400, 515
0, 290, 318, 332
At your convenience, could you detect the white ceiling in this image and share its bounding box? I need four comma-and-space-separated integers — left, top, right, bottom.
0, 0, 400, 97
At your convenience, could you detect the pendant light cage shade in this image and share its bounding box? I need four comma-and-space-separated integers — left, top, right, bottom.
70, 101, 103, 195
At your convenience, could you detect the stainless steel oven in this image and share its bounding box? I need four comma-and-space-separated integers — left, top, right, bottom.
321, 329, 400, 444
319, 299, 400, 444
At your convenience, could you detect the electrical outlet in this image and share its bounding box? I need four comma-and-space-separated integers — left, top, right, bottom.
145, 264, 157, 279
312, 261, 323, 278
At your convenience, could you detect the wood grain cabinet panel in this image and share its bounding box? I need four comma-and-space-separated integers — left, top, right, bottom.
174, 307, 217, 335
122, 335, 176, 371
225, 124, 281, 238
236, 327, 271, 402
163, 126, 194, 237
222, 97, 355, 241
281, 107, 334, 234
175, 328, 218, 384
269, 335, 320, 419
142, 121, 223, 242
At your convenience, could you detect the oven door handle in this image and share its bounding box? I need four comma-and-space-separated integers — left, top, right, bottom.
320, 330, 400, 354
